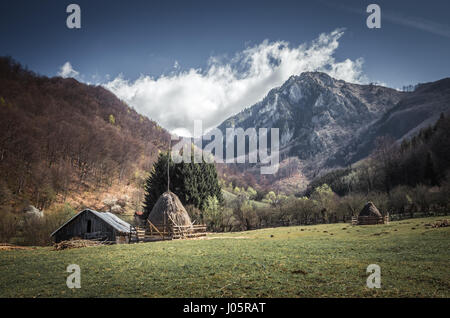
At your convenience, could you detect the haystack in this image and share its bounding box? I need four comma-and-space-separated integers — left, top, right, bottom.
148, 191, 192, 228
359, 202, 382, 217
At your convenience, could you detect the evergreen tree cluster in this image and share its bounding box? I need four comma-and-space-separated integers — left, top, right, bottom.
143, 152, 223, 218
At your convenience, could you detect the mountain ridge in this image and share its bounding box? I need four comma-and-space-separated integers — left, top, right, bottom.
215, 71, 450, 186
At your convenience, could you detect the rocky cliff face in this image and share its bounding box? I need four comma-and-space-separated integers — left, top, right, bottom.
217, 72, 405, 176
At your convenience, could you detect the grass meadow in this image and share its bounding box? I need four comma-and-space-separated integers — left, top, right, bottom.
0, 216, 448, 297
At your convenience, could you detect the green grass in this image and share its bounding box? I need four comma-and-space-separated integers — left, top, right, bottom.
0, 217, 449, 297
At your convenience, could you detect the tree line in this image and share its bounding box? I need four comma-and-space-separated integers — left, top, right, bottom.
197, 114, 450, 232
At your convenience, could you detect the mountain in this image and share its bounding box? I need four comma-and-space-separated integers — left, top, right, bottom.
216, 72, 450, 186
332, 77, 450, 165
0, 57, 169, 212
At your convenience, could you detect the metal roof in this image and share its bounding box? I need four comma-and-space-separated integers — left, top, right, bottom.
92, 210, 132, 233
50, 209, 132, 236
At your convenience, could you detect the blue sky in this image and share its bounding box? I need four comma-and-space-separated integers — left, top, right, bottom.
1, 0, 450, 134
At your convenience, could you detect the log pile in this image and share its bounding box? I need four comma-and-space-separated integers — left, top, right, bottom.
431, 219, 449, 228
53, 239, 103, 250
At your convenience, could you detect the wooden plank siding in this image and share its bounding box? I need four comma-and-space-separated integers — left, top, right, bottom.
52, 210, 130, 244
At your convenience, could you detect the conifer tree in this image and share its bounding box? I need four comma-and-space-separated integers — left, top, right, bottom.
143, 152, 223, 218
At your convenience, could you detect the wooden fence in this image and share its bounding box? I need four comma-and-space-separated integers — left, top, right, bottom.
351, 215, 389, 225
388, 211, 448, 221
172, 224, 207, 239
130, 221, 207, 243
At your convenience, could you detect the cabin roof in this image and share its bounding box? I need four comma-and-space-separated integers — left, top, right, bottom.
50, 209, 132, 237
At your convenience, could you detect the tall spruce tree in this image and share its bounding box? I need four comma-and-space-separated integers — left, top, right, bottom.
424, 152, 439, 186
143, 152, 223, 218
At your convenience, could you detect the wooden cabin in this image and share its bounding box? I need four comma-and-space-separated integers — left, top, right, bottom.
51, 209, 132, 244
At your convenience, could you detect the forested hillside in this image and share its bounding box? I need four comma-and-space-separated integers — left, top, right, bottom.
0, 57, 169, 213
305, 113, 450, 196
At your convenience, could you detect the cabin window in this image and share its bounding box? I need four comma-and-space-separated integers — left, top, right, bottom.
87, 220, 92, 233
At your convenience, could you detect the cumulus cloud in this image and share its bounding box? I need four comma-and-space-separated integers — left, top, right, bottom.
104, 29, 366, 136
57, 61, 79, 78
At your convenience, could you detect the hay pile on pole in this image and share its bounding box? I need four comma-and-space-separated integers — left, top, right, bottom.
148, 191, 193, 228
354, 201, 385, 225
359, 202, 382, 217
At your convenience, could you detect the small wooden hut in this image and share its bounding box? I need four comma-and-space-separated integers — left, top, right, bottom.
352, 202, 389, 225
51, 209, 133, 244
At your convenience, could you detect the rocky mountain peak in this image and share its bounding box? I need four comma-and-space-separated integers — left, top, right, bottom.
216, 72, 437, 178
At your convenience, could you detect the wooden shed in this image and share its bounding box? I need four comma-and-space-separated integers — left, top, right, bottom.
51, 209, 132, 244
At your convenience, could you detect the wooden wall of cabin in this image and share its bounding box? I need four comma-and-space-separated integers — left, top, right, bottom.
53, 212, 117, 243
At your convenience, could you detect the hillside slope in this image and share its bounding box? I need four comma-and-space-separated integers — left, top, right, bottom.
335, 78, 450, 165
0, 57, 169, 212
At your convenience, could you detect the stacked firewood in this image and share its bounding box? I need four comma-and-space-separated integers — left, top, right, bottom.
53, 239, 103, 250
431, 219, 449, 228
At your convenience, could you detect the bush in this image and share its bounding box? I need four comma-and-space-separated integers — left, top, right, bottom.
338, 193, 366, 217
0, 211, 19, 242
185, 204, 203, 225
367, 191, 390, 215
410, 184, 432, 214
203, 196, 222, 232
231, 195, 257, 231
388, 186, 413, 216
21, 203, 75, 246
310, 184, 338, 223
435, 179, 450, 213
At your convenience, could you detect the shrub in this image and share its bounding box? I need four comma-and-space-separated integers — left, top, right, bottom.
21, 203, 75, 246
310, 184, 338, 223
0, 211, 19, 242
410, 184, 432, 214
338, 193, 366, 217
185, 204, 203, 225
203, 196, 222, 232
388, 186, 413, 215
367, 191, 390, 215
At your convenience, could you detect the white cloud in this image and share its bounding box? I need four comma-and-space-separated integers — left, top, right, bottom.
57, 61, 79, 78
104, 29, 366, 136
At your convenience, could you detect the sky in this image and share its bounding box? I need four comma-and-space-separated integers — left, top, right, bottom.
1, 0, 450, 135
